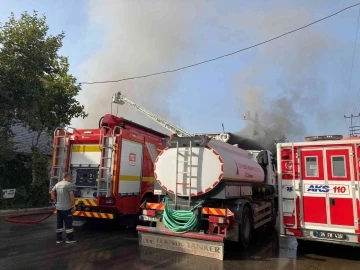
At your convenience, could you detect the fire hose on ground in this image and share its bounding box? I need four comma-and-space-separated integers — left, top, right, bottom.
162, 197, 203, 233
5, 210, 55, 224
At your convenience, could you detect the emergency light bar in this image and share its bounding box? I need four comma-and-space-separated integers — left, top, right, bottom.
305, 135, 343, 141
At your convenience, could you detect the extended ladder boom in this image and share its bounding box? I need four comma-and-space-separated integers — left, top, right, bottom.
112, 92, 192, 137
112, 92, 231, 142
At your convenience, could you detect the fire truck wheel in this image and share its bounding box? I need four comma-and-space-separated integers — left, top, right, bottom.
239, 206, 253, 248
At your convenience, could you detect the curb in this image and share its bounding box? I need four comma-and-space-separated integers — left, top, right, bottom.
0, 206, 53, 216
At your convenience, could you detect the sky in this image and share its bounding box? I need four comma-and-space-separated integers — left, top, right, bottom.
1, 0, 360, 141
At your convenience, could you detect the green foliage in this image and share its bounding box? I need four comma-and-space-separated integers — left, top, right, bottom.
0, 10, 87, 135
0, 130, 15, 167
0, 153, 50, 209
0, 10, 88, 202
30, 146, 50, 184
267, 132, 289, 157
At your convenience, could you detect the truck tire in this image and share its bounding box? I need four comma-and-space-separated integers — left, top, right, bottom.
239, 206, 253, 248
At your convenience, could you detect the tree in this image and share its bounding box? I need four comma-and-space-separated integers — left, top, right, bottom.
253, 126, 289, 156
0, 11, 87, 183
268, 132, 288, 157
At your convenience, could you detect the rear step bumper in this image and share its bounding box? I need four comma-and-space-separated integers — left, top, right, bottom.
54, 210, 114, 219
136, 225, 225, 260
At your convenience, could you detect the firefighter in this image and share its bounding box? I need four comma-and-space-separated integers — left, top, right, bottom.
50, 172, 76, 244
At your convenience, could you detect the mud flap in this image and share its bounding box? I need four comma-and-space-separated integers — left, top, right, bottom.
138, 230, 225, 260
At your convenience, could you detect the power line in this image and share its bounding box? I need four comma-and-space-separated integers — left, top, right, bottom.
344, 6, 360, 117
344, 113, 360, 136
80, 2, 360, 85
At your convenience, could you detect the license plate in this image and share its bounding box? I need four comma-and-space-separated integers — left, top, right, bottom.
313, 231, 347, 240
139, 215, 159, 222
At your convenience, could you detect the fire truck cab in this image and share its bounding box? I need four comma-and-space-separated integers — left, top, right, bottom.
49, 114, 168, 221
277, 135, 360, 246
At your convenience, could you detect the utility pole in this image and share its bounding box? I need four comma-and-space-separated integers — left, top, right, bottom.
344, 113, 360, 136
243, 110, 262, 139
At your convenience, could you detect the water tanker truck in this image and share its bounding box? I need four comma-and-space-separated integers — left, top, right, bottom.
111, 92, 278, 260
137, 135, 277, 260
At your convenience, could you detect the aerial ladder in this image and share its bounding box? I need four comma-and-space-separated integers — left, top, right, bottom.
111, 91, 230, 142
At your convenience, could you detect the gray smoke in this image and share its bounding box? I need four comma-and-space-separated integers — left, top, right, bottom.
229, 6, 341, 147
72, 0, 204, 134
227, 133, 265, 150
71, 1, 348, 145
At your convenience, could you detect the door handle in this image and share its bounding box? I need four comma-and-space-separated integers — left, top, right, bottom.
330, 198, 335, 206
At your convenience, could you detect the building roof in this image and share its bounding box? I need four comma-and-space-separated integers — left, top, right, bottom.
11, 123, 53, 156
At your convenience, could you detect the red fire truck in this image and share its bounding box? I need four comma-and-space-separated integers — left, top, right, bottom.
277, 135, 360, 246
49, 114, 168, 221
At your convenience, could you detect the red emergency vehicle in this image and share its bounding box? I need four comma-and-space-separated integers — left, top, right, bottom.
277, 135, 360, 245
49, 114, 168, 221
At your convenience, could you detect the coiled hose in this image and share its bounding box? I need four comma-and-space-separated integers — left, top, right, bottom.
162, 197, 203, 233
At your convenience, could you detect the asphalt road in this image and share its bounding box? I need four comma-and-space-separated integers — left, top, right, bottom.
0, 214, 359, 270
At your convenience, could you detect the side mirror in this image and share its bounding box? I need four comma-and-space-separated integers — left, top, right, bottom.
257, 150, 269, 165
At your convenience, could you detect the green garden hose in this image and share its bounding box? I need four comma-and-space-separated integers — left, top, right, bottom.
162, 197, 203, 233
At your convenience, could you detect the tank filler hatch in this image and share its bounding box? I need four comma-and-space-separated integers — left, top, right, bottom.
166, 135, 211, 148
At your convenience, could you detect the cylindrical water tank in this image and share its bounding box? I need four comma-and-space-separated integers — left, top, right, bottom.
154, 139, 264, 197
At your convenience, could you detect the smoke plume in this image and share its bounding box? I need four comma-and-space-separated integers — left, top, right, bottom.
72, 1, 203, 134
72, 1, 349, 146
229, 6, 341, 146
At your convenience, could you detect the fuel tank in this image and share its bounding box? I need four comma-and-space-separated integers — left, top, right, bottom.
154, 138, 265, 197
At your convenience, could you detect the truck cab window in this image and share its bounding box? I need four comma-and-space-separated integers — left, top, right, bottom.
305, 157, 318, 177
332, 156, 346, 177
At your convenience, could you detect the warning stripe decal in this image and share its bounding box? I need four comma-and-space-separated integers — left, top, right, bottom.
74, 211, 114, 219
119, 175, 155, 182
75, 198, 98, 207
146, 203, 165, 210
72, 145, 101, 152
202, 207, 226, 216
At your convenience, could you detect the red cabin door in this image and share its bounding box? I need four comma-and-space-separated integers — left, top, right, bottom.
300, 148, 328, 225
324, 147, 356, 228
300, 147, 357, 229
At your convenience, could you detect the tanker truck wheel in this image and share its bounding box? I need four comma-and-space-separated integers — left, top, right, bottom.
239, 206, 253, 248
